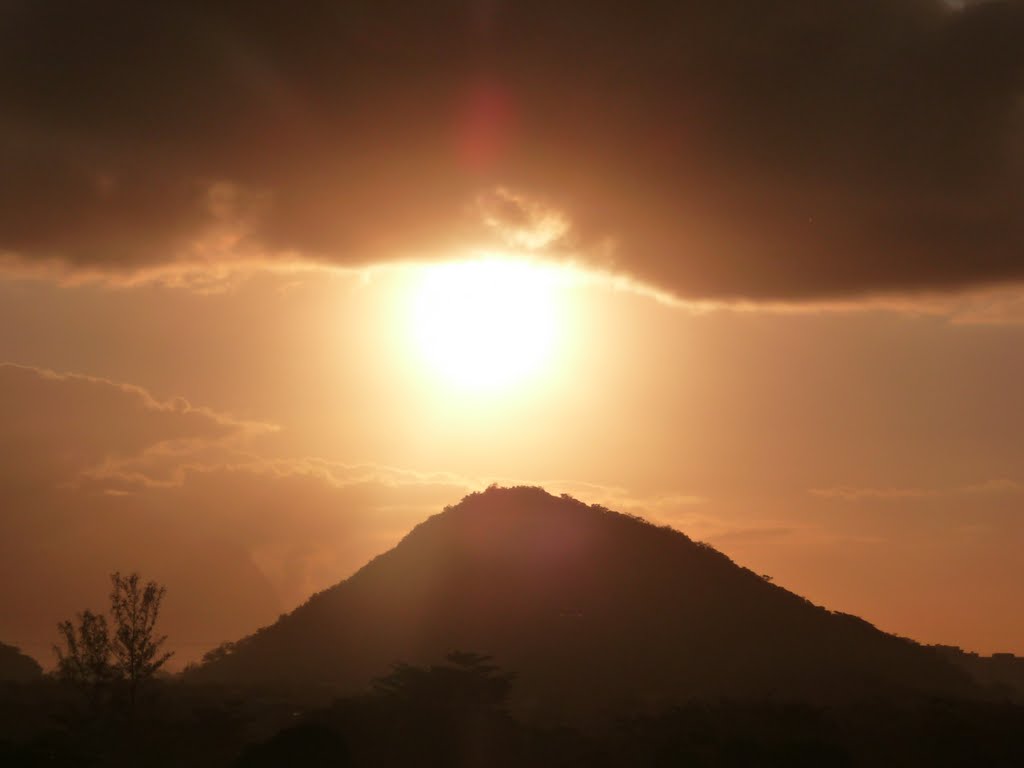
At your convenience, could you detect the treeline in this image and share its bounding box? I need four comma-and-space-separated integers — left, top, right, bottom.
2, 566, 1024, 765
3, 651, 1024, 767
232, 653, 1024, 767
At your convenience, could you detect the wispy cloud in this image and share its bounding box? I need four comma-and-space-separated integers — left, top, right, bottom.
808, 479, 1023, 501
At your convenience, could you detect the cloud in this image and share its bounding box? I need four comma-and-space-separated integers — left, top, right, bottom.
0, 363, 470, 666
0, 362, 273, 490
1, 1, 1021, 302
808, 478, 1023, 501
0, 361, 734, 664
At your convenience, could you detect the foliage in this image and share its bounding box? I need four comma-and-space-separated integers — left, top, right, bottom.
201, 641, 237, 665
54, 610, 115, 689
53, 572, 172, 706
3, 650, 1024, 767
109, 571, 173, 705
372, 651, 513, 714
0, 641, 43, 683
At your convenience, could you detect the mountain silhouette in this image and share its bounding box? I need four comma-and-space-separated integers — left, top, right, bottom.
193, 486, 972, 714
0, 642, 42, 683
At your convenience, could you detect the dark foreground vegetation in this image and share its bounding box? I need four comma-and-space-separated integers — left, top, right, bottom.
3, 489, 1023, 766
2, 651, 1024, 767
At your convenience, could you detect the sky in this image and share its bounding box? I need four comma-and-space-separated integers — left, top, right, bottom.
1, 0, 1022, 665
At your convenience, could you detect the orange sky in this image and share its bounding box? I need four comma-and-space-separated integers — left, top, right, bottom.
1, 1, 1023, 667
1, 266, 1022, 666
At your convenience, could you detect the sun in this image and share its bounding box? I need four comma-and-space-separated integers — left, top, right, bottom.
409, 255, 565, 394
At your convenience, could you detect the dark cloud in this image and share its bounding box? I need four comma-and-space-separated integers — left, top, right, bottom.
1, 1, 1022, 299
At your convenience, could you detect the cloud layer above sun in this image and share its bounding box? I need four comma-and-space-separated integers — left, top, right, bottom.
2, 1, 1022, 299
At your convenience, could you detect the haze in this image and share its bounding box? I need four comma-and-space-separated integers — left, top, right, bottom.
1, 0, 1022, 668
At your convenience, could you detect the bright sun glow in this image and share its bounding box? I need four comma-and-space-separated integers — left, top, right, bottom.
410, 256, 565, 394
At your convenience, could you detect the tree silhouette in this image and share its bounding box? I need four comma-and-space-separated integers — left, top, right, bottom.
54, 571, 173, 708
54, 610, 115, 694
0, 641, 43, 682
372, 651, 514, 715
109, 571, 173, 708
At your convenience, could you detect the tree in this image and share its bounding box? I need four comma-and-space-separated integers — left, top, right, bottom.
0, 641, 43, 682
54, 610, 115, 692
108, 571, 173, 707
54, 572, 173, 708
372, 651, 514, 716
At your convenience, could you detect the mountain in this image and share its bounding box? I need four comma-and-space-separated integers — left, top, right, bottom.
193, 486, 972, 714
0, 642, 42, 683
932, 645, 1024, 699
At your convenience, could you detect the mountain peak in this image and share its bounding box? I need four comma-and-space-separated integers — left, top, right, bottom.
193, 487, 971, 713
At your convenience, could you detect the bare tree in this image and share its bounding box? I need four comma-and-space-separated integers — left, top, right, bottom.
54, 572, 173, 708
109, 571, 173, 707
54, 610, 115, 692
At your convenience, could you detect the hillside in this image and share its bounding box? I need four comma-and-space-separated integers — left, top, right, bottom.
0, 642, 42, 683
193, 486, 972, 714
